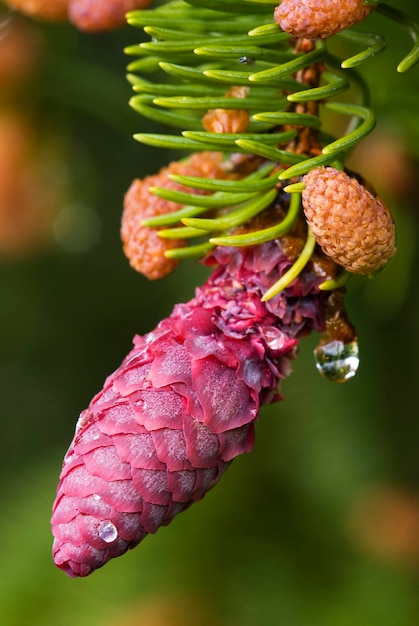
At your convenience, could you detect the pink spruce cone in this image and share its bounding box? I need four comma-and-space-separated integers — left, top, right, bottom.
51, 241, 328, 577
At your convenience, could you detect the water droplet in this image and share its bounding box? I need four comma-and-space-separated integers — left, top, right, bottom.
239, 56, 254, 65
260, 326, 292, 351
314, 339, 359, 383
98, 520, 118, 543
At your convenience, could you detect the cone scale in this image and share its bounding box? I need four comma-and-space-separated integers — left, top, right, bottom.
51, 241, 328, 577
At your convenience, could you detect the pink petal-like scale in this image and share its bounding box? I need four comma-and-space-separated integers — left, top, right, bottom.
52, 241, 328, 576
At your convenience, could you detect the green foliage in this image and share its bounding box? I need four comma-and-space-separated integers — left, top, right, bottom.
125, 0, 419, 266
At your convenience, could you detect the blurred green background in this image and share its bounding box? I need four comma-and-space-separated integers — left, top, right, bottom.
1, 2, 419, 625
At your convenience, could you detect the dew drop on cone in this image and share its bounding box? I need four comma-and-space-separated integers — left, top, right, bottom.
98, 521, 118, 543
314, 338, 360, 383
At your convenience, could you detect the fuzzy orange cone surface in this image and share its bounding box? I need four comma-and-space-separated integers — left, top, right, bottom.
302, 167, 396, 275
121, 152, 232, 280
274, 0, 376, 39
51, 240, 329, 576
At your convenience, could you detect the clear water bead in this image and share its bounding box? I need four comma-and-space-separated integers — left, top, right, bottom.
98, 520, 118, 543
260, 326, 288, 351
314, 339, 359, 383
239, 56, 255, 65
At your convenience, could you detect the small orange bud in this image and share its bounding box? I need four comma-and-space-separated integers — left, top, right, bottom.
275, 0, 375, 40
302, 167, 396, 275
202, 87, 250, 134
121, 152, 229, 280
